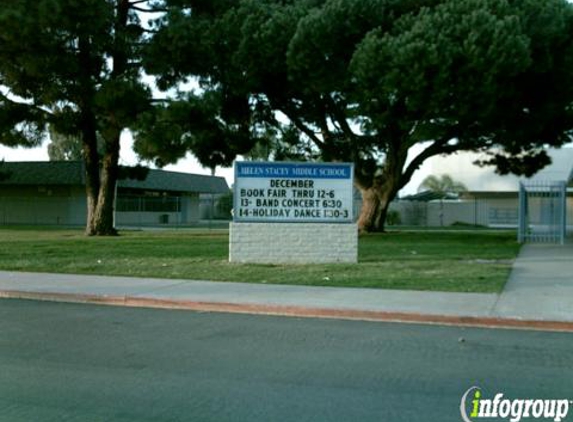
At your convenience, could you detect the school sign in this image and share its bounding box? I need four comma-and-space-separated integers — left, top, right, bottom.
233, 162, 353, 223
229, 162, 358, 264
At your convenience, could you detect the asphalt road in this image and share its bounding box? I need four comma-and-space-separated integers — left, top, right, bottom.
0, 299, 572, 422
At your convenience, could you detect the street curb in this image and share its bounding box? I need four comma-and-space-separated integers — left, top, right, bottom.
2, 289, 573, 332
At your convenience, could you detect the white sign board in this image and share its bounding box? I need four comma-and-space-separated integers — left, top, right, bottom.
234, 162, 354, 223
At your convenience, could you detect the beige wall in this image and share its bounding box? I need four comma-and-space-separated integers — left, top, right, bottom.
115, 211, 182, 226
114, 193, 200, 226
0, 186, 86, 226
181, 194, 200, 223
1, 187, 203, 227
388, 198, 521, 227
427, 201, 488, 227
389, 196, 573, 230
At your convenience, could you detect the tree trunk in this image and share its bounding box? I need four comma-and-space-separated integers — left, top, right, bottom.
80, 106, 102, 236
355, 168, 402, 234
84, 135, 120, 236
356, 187, 380, 232
82, 0, 128, 236
84, 156, 100, 236
90, 159, 119, 236
356, 185, 394, 232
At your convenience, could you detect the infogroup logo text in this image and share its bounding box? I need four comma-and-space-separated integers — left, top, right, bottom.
460, 386, 571, 422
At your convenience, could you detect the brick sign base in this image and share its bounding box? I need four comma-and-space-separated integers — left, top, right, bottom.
229, 222, 358, 264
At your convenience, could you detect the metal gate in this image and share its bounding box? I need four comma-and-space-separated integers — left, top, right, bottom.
518, 181, 567, 244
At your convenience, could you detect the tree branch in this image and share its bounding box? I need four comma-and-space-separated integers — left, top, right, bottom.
130, 5, 168, 13
150, 98, 171, 103
325, 96, 355, 139
399, 138, 462, 190
318, 106, 331, 144
0, 91, 53, 118
280, 108, 326, 150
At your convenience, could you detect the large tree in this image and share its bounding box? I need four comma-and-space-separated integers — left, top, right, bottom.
138, 0, 573, 232
0, 0, 159, 235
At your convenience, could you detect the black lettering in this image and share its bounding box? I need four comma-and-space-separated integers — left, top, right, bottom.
241, 189, 265, 197
270, 179, 314, 188
266, 189, 287, 198
291, 189, 315, 199
256, 199, 280, 207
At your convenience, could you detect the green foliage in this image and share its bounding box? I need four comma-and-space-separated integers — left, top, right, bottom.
418, 174, 468, 197
216, 190, 233, 217
141, 0, 573, 232
46, 129, 151, 187
0, 0, 159, 234
0, 0, 156, 146
133, 93, 256, 168
0, 97, 47, 147
47, 125, 110, 162
3, 0, 573, 233
47, 126, 84, 161
351, 0, 531, 124
0, 0, 154, 149
0, 160, 10, 182
0, 0, 118, 137
386, 210, 402, 226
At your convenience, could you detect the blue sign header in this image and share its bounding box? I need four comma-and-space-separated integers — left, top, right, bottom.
236, 162, 352, 180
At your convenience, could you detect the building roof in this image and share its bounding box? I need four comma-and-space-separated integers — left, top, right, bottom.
0, 161, 86, 186
119, 168, 229, 194
400, 190, 459, 202
0, 161, 229, 194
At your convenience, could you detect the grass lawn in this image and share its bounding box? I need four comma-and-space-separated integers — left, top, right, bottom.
0, 227, 521, 293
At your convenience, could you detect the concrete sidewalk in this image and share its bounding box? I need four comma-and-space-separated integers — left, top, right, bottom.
0, 242, 571, 330
492, 242, 573, 322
